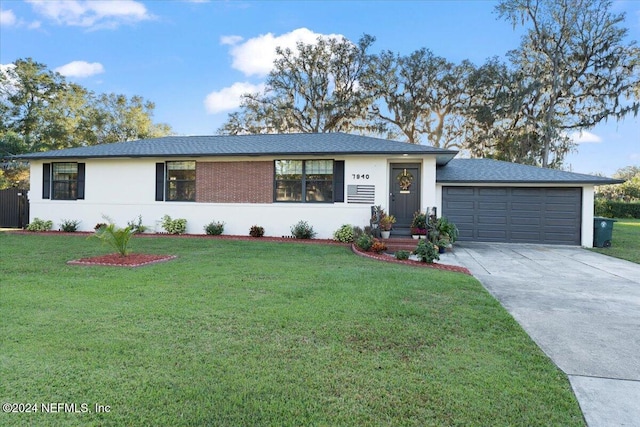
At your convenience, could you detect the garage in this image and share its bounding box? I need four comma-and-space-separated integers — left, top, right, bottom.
442, 186, 582, 245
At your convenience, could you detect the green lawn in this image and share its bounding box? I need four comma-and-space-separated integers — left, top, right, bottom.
590, 218, 640, 264
0, 233, 584, 426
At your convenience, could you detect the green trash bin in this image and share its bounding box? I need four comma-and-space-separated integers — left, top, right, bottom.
593, 217, 616, 248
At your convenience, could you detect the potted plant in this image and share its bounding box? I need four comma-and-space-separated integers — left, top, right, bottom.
437, 237, 450, 254
435, 217, 459, 247
379, 213, 396, 239
410, 211, 427, 239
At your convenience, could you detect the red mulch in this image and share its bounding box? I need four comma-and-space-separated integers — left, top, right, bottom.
67, 253, 176, 268
9, 230, 470, 274
351, 244, 472, 275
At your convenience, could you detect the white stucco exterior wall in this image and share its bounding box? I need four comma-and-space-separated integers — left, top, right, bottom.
421, 157, 438, 213
28, 155, 436, 239
581, 186, 595, 248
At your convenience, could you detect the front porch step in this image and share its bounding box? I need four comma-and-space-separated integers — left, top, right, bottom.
380, 236, 424, 252
390, 226, 412, 237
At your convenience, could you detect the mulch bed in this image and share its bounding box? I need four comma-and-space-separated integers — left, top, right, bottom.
67, 253, 176, 268
9, 230, 470, 273
351, 244, 472, 275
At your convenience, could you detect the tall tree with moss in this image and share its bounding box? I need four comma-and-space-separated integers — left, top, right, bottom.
219, 35, 377, 135
364, 48, 475, 148
496, 0, 640, 168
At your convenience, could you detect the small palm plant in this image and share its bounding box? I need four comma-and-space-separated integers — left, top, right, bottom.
90, 218, 134, 256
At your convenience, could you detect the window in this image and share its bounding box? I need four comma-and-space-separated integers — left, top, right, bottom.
43, 162, 85, 200
165, 161, 196, 201
275, 160, 336, 202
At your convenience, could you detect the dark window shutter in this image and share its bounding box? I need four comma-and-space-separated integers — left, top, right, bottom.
76, 163, 85, 200
42, 163, 51, 199
155, 163, 165, 201
333, 160, 345, 202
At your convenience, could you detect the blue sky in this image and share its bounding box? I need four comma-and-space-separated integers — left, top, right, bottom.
1, 0, 638, 176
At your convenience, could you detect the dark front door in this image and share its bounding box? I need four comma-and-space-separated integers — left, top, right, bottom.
389, 164, 421, 229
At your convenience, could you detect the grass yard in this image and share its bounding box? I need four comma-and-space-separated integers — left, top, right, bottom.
590, 218, 640, 264
0, 233, 584, 426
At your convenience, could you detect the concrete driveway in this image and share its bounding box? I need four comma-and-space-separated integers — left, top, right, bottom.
442, 243, 640, 427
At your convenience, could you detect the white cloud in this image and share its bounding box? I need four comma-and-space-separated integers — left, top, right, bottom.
0, 8, 17, 26
222, 27, 345, 77
570, 130, 603, 144
1, 8, 41, 29
55, 61, 105, 78
26, 0, 152, 29
220, 35, 243, 46
204, 82, 265, 114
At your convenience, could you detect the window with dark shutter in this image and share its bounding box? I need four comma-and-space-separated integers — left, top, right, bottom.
274, 160, 335, 203
42, 163, 51, 199
165, 161, 195, 201
155, 163, 165, 201
77, 163, 85, 200
51, 163, 79, 200
333, 160, 345, 202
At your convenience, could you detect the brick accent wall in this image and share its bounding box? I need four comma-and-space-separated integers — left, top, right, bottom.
196, 161, 273, 203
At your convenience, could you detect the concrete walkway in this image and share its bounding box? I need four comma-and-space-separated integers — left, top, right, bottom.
440, 243, 640, 427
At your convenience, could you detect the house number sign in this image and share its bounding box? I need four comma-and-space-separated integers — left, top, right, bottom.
352, 174, 370, 179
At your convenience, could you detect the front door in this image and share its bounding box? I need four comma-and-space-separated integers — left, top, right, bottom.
389, 164, 421, 229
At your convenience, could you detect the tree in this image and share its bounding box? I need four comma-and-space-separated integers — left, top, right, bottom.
0, 58, 173, 153
87, 94, 173, 145
364, 48, 474, 147
0, 132, 30, 189
459, 57, 569, 165
219, 35, 377, 135
0, 58, 68, 151
596, 166, 640, 201
497, 0, 640, 168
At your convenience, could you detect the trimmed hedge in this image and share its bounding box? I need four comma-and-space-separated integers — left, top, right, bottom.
595, 200, 640, 218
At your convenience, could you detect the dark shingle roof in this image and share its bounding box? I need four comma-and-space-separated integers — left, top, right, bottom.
14, 132, 457, 164
437, 158, 623, 184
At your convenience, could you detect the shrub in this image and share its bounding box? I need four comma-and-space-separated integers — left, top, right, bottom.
204, 221, 225, 235
395, 250, 410, 260
26, 218, 53, 232
60, 219, 81, 232
90, 221, 134, 256
595, 200, 640, 219
333, 224, 355, 243
413, 239, 440, 263
127, 215, 148, 234
94, 223, 107, 231
356, 234, 374, 251
249, 225, 265, 237
291, 220, 316, 239
161, 215, 187, 234
352, 226, 365, 240
370, 239, 387, 254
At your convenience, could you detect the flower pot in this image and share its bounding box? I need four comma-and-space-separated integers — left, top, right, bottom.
381, 230, 391, 239
412, 235, 419, 240
438, 246, 446, 254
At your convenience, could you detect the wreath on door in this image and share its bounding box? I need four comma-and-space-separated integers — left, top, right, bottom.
397, 169, 413, 192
